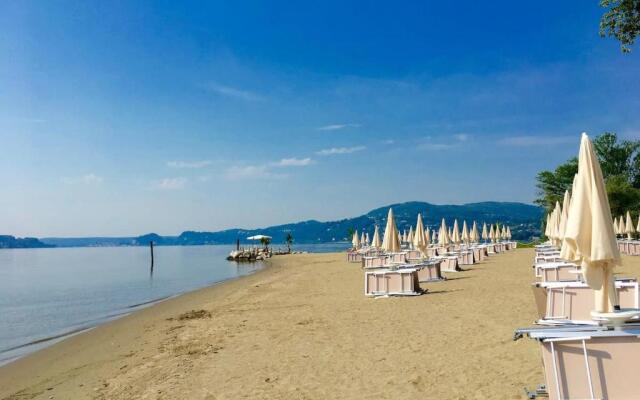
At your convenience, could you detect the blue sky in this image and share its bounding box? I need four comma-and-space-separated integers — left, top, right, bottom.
1, 1, 639, 237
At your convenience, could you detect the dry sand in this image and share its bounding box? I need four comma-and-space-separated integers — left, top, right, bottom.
2, 248, 640, 400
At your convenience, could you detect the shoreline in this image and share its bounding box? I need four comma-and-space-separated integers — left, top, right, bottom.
4, 250, 637, 399
0, 261, 269, 367
0, 255, 284, 399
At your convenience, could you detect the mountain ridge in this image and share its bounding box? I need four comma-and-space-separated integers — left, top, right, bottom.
37, 201, 543, 248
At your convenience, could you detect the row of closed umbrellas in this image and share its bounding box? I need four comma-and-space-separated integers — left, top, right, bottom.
352, 212, 511, 253
613, 211, 640, 239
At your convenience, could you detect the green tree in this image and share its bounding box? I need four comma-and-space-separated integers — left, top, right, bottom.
259, 236, 271, 251
600, 0, 640, 53
285, 233, 294, 253
534, 157, 578, 209
607, 175, 640, 217
535, 132, 640, 225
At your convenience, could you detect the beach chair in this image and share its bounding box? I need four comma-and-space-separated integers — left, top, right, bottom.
532, 279, 639, 324
515, 318, 640, 400
435, 255, 461, 272
364, 268, 422, 297
347, 251, 362, 263
455, 250, 474, 265
361, 255, 389, 269
534, 261, 581, 282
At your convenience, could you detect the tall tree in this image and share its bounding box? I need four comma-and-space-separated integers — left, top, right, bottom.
600, 0, 640, 53
285, 233, 294, 253
536, 132, 640, 217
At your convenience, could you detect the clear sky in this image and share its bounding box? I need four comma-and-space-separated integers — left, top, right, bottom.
1, 1, 639, 237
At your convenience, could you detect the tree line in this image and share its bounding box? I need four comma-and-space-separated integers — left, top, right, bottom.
536, 133, 640, 227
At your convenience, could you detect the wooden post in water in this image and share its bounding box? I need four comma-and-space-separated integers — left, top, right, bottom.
150, 241, 155, 274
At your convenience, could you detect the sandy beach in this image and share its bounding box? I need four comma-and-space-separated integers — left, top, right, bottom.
2, 249, 640, 400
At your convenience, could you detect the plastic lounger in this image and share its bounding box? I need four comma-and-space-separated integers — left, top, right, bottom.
532, 279, 639, 324
364, 269, 421, 297
515, 323, 640, 400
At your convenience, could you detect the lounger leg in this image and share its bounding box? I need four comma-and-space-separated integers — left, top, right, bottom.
550, 341, 562, 400
582, 340, 595, 400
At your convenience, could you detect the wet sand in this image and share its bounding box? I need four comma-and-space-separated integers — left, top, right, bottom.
2, 249, 640, 400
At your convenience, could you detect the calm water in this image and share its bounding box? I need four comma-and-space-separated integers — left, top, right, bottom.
0, 243, 348, 365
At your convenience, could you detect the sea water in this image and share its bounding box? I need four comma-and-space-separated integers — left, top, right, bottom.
0, 243, 348, 365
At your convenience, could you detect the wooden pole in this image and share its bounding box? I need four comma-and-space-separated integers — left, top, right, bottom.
150, 241, 154, 274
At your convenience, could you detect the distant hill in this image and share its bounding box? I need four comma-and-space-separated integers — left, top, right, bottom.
39, 237, 137, 248
0, 235, 54, 249
38, 201, 543, 248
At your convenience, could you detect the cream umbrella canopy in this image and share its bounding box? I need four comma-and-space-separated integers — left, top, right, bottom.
371, 225, 382, 248
637, 215, 640, 233
432, 229, 438, 244
549, 202, 561, 246
625, 211, 635, 240
501, 225, 507, 240
438, 219, 450, 247
413, 213, 428, 256
545, 213, 551, 238
461, 221, 470, 245
489, 224, 495, 243
352, 229, 360, 249
558, 190, 571, 242
560, 133, 620, 313
407, 226, 414, 247
482, 223, 488, 242
470, 221, 479, 243
424, 228, 431, 245
382, 208, 401, 253
360, 231, 366, 247
451, 220, 461, 244
618, 216, 625, 237
613, 217, 619, 235
506, 226, 512, 240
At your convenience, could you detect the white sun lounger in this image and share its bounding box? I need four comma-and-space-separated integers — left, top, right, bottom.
515, 321, 640, 400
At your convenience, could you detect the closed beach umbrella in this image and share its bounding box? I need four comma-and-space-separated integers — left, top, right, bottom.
360, 231, 366, 246
489, 225, 495, 243
371, 225, 382, 248
452, 220, 461, 244
461, 220, 469, 244
352, 229, 360, 249
432, 229, 438, 244
482, 223, 488, 242
558, 190, 571, 242
561, 133, 620, 313
613, 216, 619, 235
625, 211, 635, 240
545, 213, 552, 238
365, 232, 370, 245
637, 215, 640, 233
407, 226, 414, 246
470, 221, 479, 243
618, 216, 625, 237
549, 202, 561, 246
413, 213, 428, 256
506, 226, 512, 240
425, 228, 431, 244
382, 208, 401, 253
501, 225, 507, 240
439, 218, 450, 247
